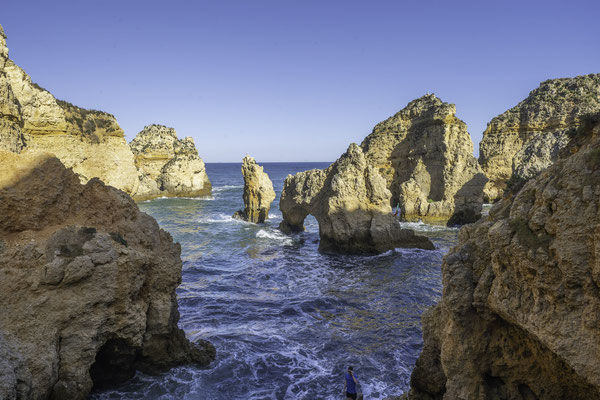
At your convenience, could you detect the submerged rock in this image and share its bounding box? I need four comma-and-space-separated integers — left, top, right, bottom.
405, 121, 600, 398
479, 73, 600, 201
361, 94, 487, 225
279, 143, 434, 254
129, 124, 211, 200
0, 151, 215, 400
233, 155, 276, 223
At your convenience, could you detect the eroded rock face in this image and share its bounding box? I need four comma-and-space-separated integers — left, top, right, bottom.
233, 155, 276, 223
279, 144, 434, 253
0, 23, 140, 194
479, 73, 600, 201
361, 94, 487, 225
406, 122, 600, 399
0, 151, 215, 400
129, 124, 211, 200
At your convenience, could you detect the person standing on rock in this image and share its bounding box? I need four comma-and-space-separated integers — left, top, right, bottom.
344, 366, 359, 399
393, 201, 402, 221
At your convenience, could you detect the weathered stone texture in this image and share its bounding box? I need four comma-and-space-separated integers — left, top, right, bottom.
233, 155, 276, 223
0, 151, 215, 400
361, 94, 486, 225
279, 144, 434, 253
479, 73, 600, 201
406, 121, 600, 399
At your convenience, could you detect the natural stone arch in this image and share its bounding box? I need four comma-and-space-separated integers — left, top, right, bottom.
279, 144, 433, 254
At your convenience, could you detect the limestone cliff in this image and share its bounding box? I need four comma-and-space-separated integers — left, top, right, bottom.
0, 23, 140, 194
233, 155, 276, 223
0, 150, 215, 400
361, 94, 486, 225
279, 143, 434, 254
129, 124, 211, 200
479, 73, 600, 201
406, 120, 600, 399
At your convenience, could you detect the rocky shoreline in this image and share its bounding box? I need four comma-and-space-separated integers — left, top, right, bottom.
1, 19, 600, 400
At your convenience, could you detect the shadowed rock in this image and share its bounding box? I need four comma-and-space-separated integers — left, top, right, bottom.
479, 73, 600, 201
279, 143, 434, 254
233, 155, 275, 223
0, 150, 215, 400
361, 94, 486, 225
405, 120, 600, 399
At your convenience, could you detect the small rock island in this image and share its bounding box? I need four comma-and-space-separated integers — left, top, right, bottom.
233, 155, 276, 223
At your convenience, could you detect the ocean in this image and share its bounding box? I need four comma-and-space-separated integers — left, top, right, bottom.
90, 162, 459, 400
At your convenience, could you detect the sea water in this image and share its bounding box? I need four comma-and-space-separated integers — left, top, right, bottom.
90, 162, 459, 400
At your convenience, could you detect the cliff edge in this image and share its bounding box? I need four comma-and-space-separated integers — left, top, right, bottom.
0, 151, 215, 399
406, 119, 600, 398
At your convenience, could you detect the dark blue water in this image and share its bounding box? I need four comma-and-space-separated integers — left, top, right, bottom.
91, 162, 458, 400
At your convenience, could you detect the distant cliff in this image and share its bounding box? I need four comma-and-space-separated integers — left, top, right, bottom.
130, 124, 211, 200
479, 73, 600, 201
406, 119, 600, 399
361, 94, 486, 225
0, 23, 211, 201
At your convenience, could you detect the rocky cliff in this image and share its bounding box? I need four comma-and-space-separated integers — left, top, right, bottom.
129, 124, 211, 200
361, 94, 486, 225
0, 150, 215, 399
279, 144, 434, 253
405, 120, 600, 399
0, 24, 212, 201
479, 73, 600, 201
0, 24, 141, 194
233, 155, 276, 223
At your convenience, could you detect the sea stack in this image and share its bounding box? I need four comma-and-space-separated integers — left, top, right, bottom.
233, 155, 276, 223
0, 150, 215, 399
479, 73, 600, 202
129, 124, 212, 200
405, 119, 600, 398
279, 143, 434, 254
361, 94, 487, 225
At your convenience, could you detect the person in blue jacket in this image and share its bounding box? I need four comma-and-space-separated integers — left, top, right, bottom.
344, 366, 358, 399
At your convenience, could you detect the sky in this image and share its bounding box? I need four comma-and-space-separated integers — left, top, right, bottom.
2, 0, 599, 162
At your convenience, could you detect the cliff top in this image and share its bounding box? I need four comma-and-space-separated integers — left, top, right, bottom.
487, 73, 600, 129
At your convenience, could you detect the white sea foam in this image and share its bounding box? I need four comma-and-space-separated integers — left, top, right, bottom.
256, 229, 293, 245
197, 213, 251, 224
400, 220, 458, 232
212, 185, 243, 193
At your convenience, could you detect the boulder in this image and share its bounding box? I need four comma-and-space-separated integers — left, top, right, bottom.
361, 94, 487, 225
405, 120, 600, 399
279, 143, 434, 254
0, 150, 215, 400
130, 124, 211, 200
479, 73, 600, 201
232, 155, 276, 223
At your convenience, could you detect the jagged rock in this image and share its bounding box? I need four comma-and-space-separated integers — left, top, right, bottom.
479, 73, 600, 201
279, 143, 434, 253
0, 23, 140, 194
406, 121, 600, 399
129, 124, 211, 200
0, 150, 215, 400
232, 155, 276, 223
361, 94, 487, 225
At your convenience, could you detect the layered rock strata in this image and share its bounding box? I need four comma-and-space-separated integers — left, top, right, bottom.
0, 150, 215, 400
279, 143, 434, 253
0, 24, 211, 201
361, 94, 487, 225
129, 124, 211, 200
406, 121, 600, 398
479, 73, 600, 201
233, 155, 276, 223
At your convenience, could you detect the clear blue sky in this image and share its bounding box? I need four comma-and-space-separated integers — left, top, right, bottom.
3, 0, 599, 162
